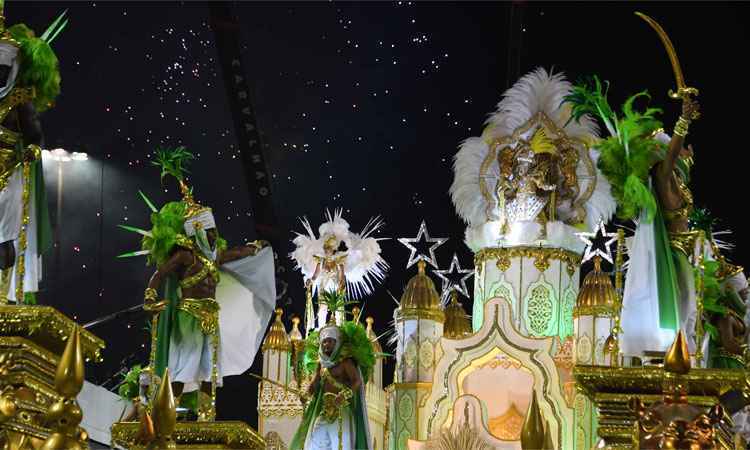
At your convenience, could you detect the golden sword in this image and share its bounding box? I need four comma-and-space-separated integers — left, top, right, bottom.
635, 12, 699, 101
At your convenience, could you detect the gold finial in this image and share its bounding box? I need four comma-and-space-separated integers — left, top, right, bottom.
262, 308, 291, 352
397, 258, 444, 322
664, 329, 691, 375
151, 369, 176, 449
521, 392, 545, 450
365, 316, 382, 353
289, 316, 303, 341
444, 290, 472, 339
56, 326, 84, 398
41, 327, 87, 450
352, 306, 361, 322
574, 255, 617, 317
417, 259, 426, 274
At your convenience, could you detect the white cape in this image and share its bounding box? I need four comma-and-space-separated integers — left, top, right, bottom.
619, 212, 676, 356
181, 246, 276, 392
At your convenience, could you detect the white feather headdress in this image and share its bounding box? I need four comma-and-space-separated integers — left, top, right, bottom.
450, 67, 616, 250
290, 209, 389, 299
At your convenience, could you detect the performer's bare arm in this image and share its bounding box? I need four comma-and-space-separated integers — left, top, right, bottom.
341, 358, 362, 393
146, 249, 192, 298
219, 240, 267, 265
658, 98, 698, 181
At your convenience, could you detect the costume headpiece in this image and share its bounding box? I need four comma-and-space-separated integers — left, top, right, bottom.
319, 324, 341, 343
291, 209, 388, 299
152, 146, 216, 236
0, 5, 67, 109
119, 146, 227, 266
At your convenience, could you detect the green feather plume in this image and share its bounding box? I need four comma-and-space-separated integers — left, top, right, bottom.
689, 208, 716, 236
8, 22, 62, 112
564, 75, 666, 221
152, 146, 194, 183
141, 201, 187, 267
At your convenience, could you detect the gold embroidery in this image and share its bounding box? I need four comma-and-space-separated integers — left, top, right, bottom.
178, 298, 220, 335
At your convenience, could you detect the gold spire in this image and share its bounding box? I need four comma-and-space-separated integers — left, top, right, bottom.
664, 329, 691, 375
521, 392, 545, 450
444, 290, 472, 339
42, 326, 87, 450
152, 369, 176, 448
262, 308, 291, 352
289, 316, 303, 341
365, 316, 382, 354
542, 417, 555, 450
55, 326, 84, 398
352, 306, 361, 323
574, 256, 617, 317
396, 259, 445, 323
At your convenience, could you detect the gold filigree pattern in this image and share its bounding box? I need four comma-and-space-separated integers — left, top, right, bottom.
111, 421, 265, 449
475, 247, 581, 278
258, 382, 306, 417
419, 340, 434, 370
178, 298, 220, 335
488, 403, 524, 441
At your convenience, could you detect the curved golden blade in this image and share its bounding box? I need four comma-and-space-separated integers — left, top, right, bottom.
635, 12, 685, 90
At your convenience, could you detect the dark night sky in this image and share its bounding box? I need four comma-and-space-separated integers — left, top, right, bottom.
10, 1, 750, 428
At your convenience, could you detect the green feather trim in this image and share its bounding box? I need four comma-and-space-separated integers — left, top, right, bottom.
141, 201, 187, 267
117, 364, 142, 401
564, 76, 666, 221
689, 208, 716, 236
8, 23, 61, 112
339, 321, 375, 384
300, 321, 376, 384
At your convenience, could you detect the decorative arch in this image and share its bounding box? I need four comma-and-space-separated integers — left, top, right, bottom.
421, 296, 573, 449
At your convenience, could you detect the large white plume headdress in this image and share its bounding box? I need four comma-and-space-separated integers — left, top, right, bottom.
450, 67, 616, 251
290, 209, 388, 299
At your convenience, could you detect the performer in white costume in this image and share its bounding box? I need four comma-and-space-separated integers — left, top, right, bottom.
0, 9, 64, 304
290, 314, 375, 450
120, 146, 276, 421
291, 210, 387, 332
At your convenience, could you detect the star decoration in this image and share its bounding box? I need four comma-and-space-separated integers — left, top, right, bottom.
576, 220, 617, 264
434, 253, 474, 301
397, 220, 448, 269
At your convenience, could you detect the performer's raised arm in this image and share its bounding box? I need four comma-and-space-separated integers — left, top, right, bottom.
659, 97, 699, 181
219, 240, 267, 265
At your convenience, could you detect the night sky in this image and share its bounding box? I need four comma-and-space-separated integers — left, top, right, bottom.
11, 1, 750, 427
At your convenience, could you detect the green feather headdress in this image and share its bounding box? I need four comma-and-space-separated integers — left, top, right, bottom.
7, 10, 67, 112
301, 320, 376, 384
564, 76, 666, 222
118, 146, 225, 266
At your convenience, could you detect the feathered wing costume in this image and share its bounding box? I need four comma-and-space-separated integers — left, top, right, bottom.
290, 320, 374, 450
291, 209, 387, 330
119, 148, 276, 394
450, 67, 616, 253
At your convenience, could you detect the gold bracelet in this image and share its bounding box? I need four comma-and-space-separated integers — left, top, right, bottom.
26, 144, 41, 161
144, 288, 157, 301
673, 116, 691, 137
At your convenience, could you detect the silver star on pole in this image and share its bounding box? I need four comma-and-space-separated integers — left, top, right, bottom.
397, 220, 448, 269
434, 253, 474, 301
576, 220, 617, 264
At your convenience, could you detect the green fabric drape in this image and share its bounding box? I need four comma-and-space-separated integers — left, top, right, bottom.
653, 205, 679, 330
32, 160, 52, 256
154, 275, 180, 377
